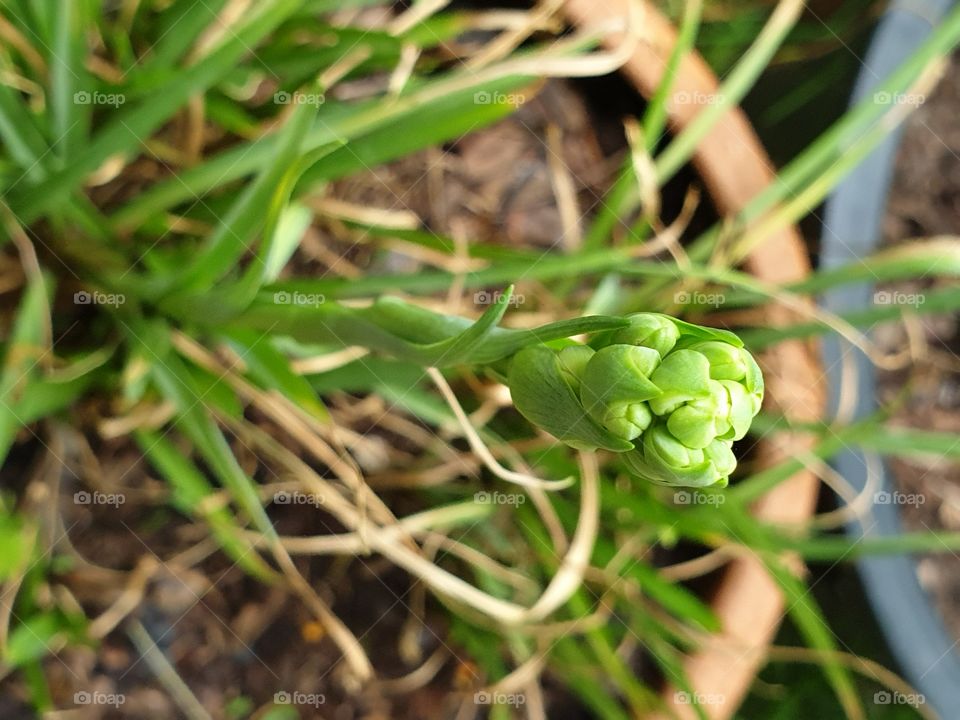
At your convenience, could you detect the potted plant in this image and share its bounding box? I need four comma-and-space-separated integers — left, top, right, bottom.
1, 1, 959, 718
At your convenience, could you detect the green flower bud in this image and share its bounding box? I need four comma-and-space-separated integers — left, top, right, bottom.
620, 335, 762, 487
647, 349, 712, 416
743, 352, 764, 409
704, 439, 737, 483
505, 314, 764, 489
688, 341, 747, 380
609, 313, 680, 358
718, 379, 754, 441
686, 341, 763, 406
556, 345, 595, 394
579, 344, 660, 440
664, 380, 728, 449
508, 345, 634, 453
624, 425, 735, 488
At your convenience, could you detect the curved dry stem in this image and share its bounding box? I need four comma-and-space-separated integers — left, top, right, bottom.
0, 15, 45, 75
389, 0, 449, 35
658, 547, 739, 582
248, 503, 539, 597
633, 185, 700, 264
230, 415, 532, 620
469, 416, 570, 553
214, 419, 375, 683
421, 532, 542, 599
468, 0, 566, 70
267, 536, 376, 684
291, 346, 369, 374
523, 680, 548, 720
624, 117, 662, 236
371, 533, 532, 621
1, 201, 52, 356
234, 405, 598, 627
508, 450, 600, 625
808, 451, 881, 530
88, 557, 159, 639
427, 367, 574, 491
377, 647, 449, 695
491, 653, 547, 695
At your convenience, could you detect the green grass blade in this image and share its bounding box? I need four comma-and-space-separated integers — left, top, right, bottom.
223, 329, 329, 421
158, 97, 317, 297
582, 0, 703, 250
643, 0, 703, 148
857, 427, 960, 460
124, 319, 278, 542
223, 292, 629, 366
769, 531, 960, 561
9, 0, 303, 222
133, 0, 228, 77
652, 0, 802, 191
741, 286, 960, 350
49, 0, 86, 163
108, 75, 527, 229
0, 84, 51, 181
135, 429, 276, 580
0, 273, 49, 462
